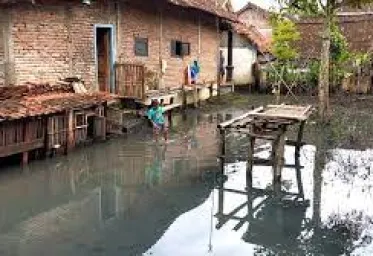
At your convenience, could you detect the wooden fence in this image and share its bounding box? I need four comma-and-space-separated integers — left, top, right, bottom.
0, 119, 45, 158
115, 63, 145, 100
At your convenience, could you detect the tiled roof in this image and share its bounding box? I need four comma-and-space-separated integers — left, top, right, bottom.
236, 1, 270, 16
231, 22, 271, 53
167, 0, 238, 21
0, 0, 237, 21
0, 84, 115, 121
0, 83, 73, 101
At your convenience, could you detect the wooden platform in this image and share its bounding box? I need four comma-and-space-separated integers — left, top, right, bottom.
218, 104, 313, 186
218, 104, 313, 130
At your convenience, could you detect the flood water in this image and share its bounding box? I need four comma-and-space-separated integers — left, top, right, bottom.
0, 108, 372, 256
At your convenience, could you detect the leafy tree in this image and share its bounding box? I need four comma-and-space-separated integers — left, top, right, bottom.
277, 0, 373, 121
270, 14, 301, 62
268, 14, 301, 102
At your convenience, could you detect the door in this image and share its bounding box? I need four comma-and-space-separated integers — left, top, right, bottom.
96, 26, 113, 92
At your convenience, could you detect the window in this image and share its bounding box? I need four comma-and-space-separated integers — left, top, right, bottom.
134, 37, 148, 57
171, 40, 190, 58
75, 113, 87, 129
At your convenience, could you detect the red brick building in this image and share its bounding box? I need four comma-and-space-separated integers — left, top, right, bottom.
0, 0, 235, 92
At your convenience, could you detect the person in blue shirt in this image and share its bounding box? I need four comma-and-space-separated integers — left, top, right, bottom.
147, 99, 168, 142
190, 60, 200, 84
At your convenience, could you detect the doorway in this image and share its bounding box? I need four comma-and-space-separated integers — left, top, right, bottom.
87, 115, 95, 139
95, 25, 114, 93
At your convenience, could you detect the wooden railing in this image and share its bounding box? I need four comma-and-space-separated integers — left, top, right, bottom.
115, 63, 145, 100
0, 119, 45, 158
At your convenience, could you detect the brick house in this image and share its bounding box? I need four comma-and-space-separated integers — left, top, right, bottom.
295, 14, 373, 59
0, 0, 236, 93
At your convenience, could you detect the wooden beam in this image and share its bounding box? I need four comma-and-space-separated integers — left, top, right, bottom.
218, 106, 264, 129
0, 140, 44, 158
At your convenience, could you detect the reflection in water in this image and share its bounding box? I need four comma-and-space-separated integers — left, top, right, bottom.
0, 112, 221, 256
0, 110, 372, 255
145, 145, 373, 256
216, 146, 310, 253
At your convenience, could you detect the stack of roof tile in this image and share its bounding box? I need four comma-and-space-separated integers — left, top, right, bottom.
0, 83, 114, 121
231, 21, 271, 53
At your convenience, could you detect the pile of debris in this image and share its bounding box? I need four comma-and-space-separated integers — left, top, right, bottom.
0, 77, 88, 101
0, 78, 115, 121
0, 82, 73, 101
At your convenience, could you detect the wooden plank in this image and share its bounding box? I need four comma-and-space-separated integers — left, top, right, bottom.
0, 140, 44, 158
251, 104, 313, 121
235, 116, 255, 128
250, 111, 309, 121
218, 106, 264, 129
230, 129, 278, 140
163, 103, 182, 112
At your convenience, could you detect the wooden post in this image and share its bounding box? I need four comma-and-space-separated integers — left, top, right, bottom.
219, 129, 226, 175
102, 104, 107, 141
217, 172, 225, 223
167, 109, 172, 127
22, 121, 30, 166
209, 82, 213, 98
217, 128, 226, 221
295, 152, 304, 199
182, 84, 187, 110
246, 136, 255, 189
193, 85, 198, 108
226, 30, 234, 83
296, 121, 306, 157
66, 110, 75, 153
272, 125, 286, 184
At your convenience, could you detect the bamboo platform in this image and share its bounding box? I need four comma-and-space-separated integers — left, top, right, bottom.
218, 104, 313, 185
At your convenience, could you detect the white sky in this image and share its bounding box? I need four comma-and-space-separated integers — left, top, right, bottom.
231, 0, 277, 11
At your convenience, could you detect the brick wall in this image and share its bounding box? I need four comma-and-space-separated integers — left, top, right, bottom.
10, 2, 117, 89
0, 9, 6, 85
118, 2, 219, 87
296, 15, 373, 59
7, 0, 219, 90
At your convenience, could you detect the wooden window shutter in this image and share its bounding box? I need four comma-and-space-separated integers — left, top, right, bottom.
182, 43, 190, 56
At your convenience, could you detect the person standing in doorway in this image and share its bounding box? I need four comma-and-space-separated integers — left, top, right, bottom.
219, 50, 226, 83
147, 99, 168, 142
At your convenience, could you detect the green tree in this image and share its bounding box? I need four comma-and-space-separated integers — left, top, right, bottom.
277, 0, 373, 121
271, 15, 301, 62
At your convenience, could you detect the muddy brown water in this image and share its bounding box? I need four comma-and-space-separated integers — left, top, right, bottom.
0, 97, 372, 256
